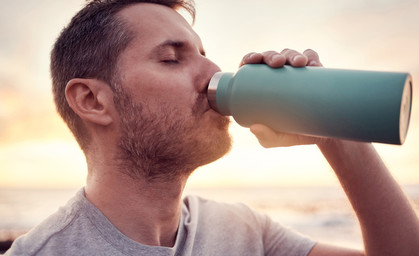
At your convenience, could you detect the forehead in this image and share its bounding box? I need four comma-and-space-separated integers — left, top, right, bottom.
117, 3, 202, 51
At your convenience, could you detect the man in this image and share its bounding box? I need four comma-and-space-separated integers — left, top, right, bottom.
6, 0, 418, 255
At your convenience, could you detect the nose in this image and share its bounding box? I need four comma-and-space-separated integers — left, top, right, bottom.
206, 57, 222, 75
197, 56, 221, 92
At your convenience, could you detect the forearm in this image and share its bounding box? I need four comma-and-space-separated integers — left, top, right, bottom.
318, 139, 419, 255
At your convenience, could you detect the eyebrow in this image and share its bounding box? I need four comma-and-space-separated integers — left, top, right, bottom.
152, 39, 206, 57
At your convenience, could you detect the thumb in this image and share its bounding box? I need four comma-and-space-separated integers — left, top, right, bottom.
250, 124, 282, 148
250, 123, 318, 147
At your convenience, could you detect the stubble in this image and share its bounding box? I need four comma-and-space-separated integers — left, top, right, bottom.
113, 85, 231, 182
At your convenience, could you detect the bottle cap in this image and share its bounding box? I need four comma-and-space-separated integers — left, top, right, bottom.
399, 75, 412, 144
207, 72, 223, 113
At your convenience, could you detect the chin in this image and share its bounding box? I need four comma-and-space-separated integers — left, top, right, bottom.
213, 114, 231, 131
201, 129, 232, 166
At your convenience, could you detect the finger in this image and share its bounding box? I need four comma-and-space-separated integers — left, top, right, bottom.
280, 48, 308, 67
250, 123, 322, 147
250, 124, 279, 148
303, 49, 323, 67
239, 52, 263, 67
261, 51, 286, 68
250, 124, 300, 148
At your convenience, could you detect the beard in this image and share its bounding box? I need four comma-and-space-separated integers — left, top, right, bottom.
113, 85, 232, 182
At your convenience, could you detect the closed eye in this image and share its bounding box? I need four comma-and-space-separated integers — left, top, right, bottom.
162, 59, 179, 64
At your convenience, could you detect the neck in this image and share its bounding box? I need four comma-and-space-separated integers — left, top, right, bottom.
84, 165, 188, 247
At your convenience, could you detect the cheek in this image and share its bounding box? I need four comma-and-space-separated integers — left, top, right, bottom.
124, 70, 197, 114
145, 89, 195, 115
149, 89, 196, 113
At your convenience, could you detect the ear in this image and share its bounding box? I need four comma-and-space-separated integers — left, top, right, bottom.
65, 78, 114, 126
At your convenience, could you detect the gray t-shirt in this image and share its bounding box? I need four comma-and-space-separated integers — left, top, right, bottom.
5, 188, 315, 256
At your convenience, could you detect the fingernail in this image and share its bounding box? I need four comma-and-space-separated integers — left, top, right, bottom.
308, 60, 318, 66
247, 53, 256, 59
293, 55, 303, 62
271, 54, 282, 63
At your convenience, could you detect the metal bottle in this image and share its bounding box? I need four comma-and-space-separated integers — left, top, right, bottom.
208, 64, 412, 145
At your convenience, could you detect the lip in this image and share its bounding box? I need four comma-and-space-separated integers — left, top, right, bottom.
200, 71, 221, 114
204, 95, 217, 114
202, 96, 219, 115
203, 105, 211, 113
201, 83, 211, 113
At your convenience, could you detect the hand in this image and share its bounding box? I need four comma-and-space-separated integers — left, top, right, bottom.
239, 48, 323, 68
239, 49, 327, 147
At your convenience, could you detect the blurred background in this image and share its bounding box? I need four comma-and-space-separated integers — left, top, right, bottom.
1, 0, 418, 251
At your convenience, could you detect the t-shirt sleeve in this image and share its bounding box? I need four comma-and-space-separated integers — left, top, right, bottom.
183, 195, 317, 256
255, 209, 317, 256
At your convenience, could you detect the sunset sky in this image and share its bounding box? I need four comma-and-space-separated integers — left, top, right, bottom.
1, 0, 418, 189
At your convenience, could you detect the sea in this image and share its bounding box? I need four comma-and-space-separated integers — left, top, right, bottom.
1, 185, 419, 251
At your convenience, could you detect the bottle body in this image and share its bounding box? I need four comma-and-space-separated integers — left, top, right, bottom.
207, 64, 412, 145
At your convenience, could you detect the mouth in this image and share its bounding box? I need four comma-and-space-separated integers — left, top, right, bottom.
192, 91, 211, 116
204, 96, 213, 113
198, 73, 221, 114
203, 79, 214, 112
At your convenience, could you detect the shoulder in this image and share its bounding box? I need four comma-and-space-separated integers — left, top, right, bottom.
182, 194, 316, 256
5, 189, 86, 256
183, 194, 263, 221
182, 194, 270, 236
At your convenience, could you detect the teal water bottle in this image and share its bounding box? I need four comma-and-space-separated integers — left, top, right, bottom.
207, 64, 412, 145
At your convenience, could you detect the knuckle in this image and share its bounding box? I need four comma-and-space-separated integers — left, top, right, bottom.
262, 50, 276, 56
241, 52, 262, 67
280, 48, 303, 61
260, 141, 274, 148
244, 52, 256, 59
303, 49, 319, 58
262, 51, 278, 61
303, 49, 322, 66
280, 48, 292, 54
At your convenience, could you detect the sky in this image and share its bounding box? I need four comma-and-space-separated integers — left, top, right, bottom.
0, 0, 418, 189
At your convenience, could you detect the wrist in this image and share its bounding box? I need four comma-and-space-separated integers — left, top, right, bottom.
316, 137, 372, 151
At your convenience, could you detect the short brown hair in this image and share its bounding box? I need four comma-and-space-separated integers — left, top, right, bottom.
50, 0, 195, 152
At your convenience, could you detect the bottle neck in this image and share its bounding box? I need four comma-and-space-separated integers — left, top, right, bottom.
207, 72, 223, 113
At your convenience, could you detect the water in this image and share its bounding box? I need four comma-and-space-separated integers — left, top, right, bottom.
1, 185, 418, 251
186, 186, 364, 249
0, 188, 79, 241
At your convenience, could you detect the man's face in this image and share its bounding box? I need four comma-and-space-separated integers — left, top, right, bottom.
113, 3, 232, 180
